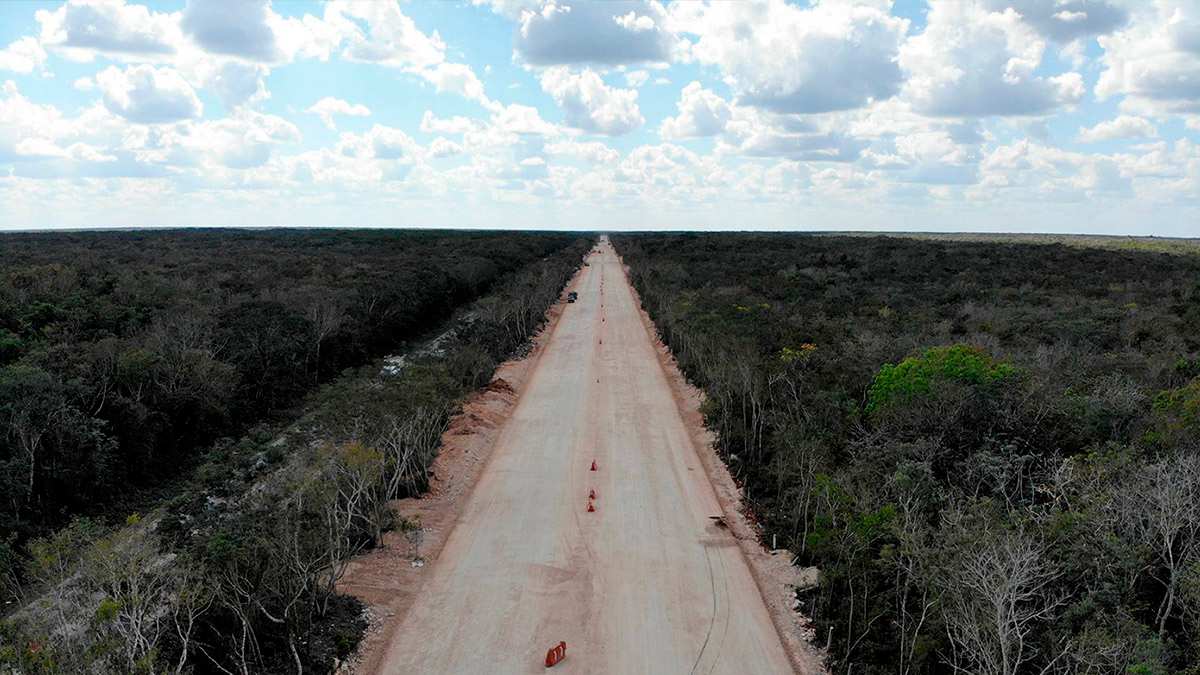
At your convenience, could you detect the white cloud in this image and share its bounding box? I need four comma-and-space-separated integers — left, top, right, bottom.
606, 143, 730, 202
419, 62, 492, 107
34, 0, 347, 68
156, 110, 300, 169
1059, 39, 1088, 69
614, 10, 655, 33
432, 107, 556, 182
32, 0, 292, 112
1, 0, 1196, 233
975, 139, 1135, 200
1, 80, 63, 162
624, 69, 649, 88
547, 139, 619, 163
673, 0, 908, 114
901, 2, 1085, 117
505, 0, 678, 66
489, 103, 559, 136
316, 3, 492, 110
0, 37, 48, 74
14, 137, 70, 159
1096, 1, 1200, 115
181, 0, 279, 62
326, 0, 445, 70
36, 0, 181, 59
307, 97, 371, 130
660, 81, 731, 138
881, 129, 980, 184
202, 61, 270, 108
365, 124, 418, 160
728, 160, 814, 202
540, 67, 643, 135
429, 137, 463, 158
0, 81, 172, 178
981, 0, 1128, 43
1078, 115, 1158, 142
703, 103, 870, 164
721, 116, 863, 163
267, 9, 344, 63
95, 64, 202, 124
420, 110, 479, 135
1074, 156, 1132, 193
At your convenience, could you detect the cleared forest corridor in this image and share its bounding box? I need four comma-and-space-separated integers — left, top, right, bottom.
376, 238, 796, 674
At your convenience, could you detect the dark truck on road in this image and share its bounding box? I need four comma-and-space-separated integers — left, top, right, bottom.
566, 291, 578, 303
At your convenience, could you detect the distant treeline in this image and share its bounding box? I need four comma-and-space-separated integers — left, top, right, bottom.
0, 229, 578, 544
1, 231, 592, 673
614, 233, 1200, 675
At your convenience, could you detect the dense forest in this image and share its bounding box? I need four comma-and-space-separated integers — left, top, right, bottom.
0, 229, 576, 543
613, 233, 1200, 675
0, 229, 590, 672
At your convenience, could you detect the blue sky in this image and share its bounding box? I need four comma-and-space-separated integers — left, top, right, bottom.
0, 0, 1198, 235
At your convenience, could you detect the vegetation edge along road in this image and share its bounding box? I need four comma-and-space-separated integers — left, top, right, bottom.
0, 229, 583, 550
612, 232, 1200, 675
0, 232, 593, 673
339, 240, 596, 672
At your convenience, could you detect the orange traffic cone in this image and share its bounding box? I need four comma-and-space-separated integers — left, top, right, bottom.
590, 460, 597, 471
544, 641, 567, 667
587, 501, 595, 513
588, 488, 596, 500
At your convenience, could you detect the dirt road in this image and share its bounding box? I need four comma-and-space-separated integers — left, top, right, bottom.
375, 238, 797, 674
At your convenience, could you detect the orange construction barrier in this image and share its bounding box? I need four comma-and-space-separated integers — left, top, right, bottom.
545, 641, 567, 667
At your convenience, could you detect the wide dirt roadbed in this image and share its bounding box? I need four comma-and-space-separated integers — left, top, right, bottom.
375, 239, 799, 673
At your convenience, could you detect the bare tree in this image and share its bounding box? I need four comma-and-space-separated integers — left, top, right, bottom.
145, 312, 235, 405
938, 517, 1070, 675
209, 564, 263, 675
0, 366, 66, 512
1105, 453, 1200, 636
170, 563, 214, 675
310, 442, 387, 614
83, 523, 177, 673
891, 482, 936, 675
306, 295, 345, 383
379, 408, 448, 499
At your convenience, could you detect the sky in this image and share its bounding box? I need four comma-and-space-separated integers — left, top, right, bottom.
0, 0, 1199, 235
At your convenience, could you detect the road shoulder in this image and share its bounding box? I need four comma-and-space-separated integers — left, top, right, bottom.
621, 257, 828, 675
335, 261, 590, 674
